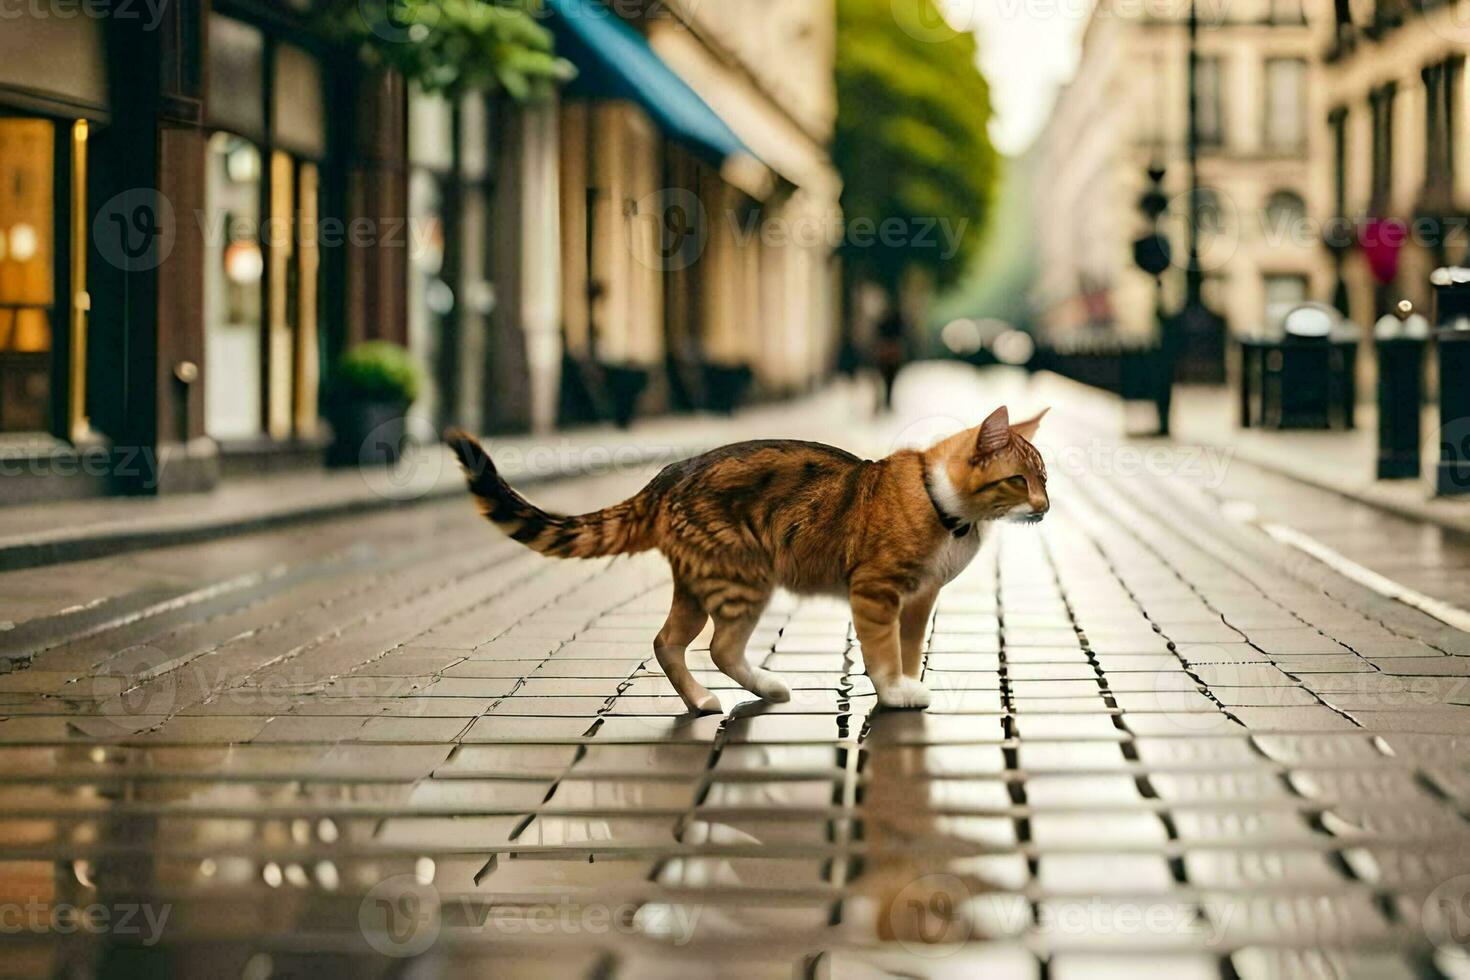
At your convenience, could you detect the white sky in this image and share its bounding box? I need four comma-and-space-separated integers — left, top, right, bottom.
940, 0, 1095, 156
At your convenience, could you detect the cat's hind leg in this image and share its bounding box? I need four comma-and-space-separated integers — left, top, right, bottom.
706, 590, 790, 704
655, 584, 718, 714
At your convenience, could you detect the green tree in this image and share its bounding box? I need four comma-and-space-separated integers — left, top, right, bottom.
834, 0, 996, 296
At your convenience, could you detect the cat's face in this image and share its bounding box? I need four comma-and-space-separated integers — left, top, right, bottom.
947, 406, 1050, 523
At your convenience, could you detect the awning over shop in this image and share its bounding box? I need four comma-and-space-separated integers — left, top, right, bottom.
544, 0, 772, 199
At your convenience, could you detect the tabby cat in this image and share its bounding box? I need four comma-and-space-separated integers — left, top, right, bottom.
445, 404, 1048, 712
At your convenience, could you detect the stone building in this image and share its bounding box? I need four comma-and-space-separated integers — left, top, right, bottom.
1317, 0, 1467, 325
0, 0, 841, 504
1032, 0, 1334, 375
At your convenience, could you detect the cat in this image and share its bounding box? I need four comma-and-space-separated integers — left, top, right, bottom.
444, 404, 1048, 713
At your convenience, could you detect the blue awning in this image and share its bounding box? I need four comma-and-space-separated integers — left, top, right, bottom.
543, 0, 770, 197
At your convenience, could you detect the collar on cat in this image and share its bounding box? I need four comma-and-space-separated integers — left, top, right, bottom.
923, 467, 973, 538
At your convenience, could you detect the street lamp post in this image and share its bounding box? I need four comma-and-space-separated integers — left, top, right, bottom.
1135, 165, 1173, 434
1178, 0, 1227, 383
1185, 0, 1203, 312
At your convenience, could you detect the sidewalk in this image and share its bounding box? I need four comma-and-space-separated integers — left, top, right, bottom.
0, 384, 875, 572
1031, 373, 1470, 536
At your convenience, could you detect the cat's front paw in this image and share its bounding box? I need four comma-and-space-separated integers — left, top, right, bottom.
751, 669, 791, 703
875, 676, 931, 710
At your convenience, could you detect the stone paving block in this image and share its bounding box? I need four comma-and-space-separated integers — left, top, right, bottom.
1271, 656, 1374, 673
1210, 686, 1322, 708
703, 778, 838, 809
547, 778, 698, 809
289, 694, 494, 717
1226, 706, 1359, 731
1119, 711, 1246, 736
1319, 805, 1470, 839
926, 690, 1006, 713
1372, 656, 1470, 676
921, 653, 1002, 671
1229, 947, 1419, 980
1173, 644, 1274, 666
1013, 714, 1124, 738
1246, 630, 1353, 657
433, 744, 579, 778
716, 744, 845, 775
874, 744, 1007, 776
592, 715, 724, 741
1030, 811, 1169, 846
1019, 740, 1130, 771
1024, 774, 1145, 805
461, 716, 595, 740
251, 715, 368, 742
1171, 809, 1318, 843
1037, 853, 1175, 893
922, 670, 1002, 691
486, 696, 609, 716
1131, 736, 1261, 766
1345, 708, 1470, 733
1113, 689, 1220, 712
407, 778, 554, 809
1212, 893, 1391, 946
1148, 772, 1297, 802
1183, 850, 1347, 889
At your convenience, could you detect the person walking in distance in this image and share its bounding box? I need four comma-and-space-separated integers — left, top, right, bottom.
873, 310, 910, 414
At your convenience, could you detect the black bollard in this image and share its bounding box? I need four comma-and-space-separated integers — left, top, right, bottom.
1432, 268, 1470, 496
1375, 331, 1424, 479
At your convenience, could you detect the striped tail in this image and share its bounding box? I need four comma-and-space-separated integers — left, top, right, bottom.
444, 429, 654, 558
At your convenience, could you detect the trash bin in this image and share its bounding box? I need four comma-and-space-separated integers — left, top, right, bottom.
1249, 304, 1358, 430
1431, 267, 1470, 496
1374, 305, 1428, 480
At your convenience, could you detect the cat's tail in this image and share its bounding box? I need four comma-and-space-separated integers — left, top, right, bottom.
444, 429, 655, 558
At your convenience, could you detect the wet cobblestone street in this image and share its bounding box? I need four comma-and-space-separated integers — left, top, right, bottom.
4, 369, 1470, 978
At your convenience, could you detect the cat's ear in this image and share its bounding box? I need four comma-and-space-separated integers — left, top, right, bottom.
976, 405, 1011, 456
1011, 407, 1049, 441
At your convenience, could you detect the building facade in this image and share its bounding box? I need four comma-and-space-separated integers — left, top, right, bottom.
0, 0, 841, 505
1318, 0, 1468, 326
0, 1, 412, 502
1032, 0, 1334, 367
552, 0, 841, 430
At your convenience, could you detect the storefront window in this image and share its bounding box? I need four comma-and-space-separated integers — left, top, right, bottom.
204, 132, 264, 439
409, 89, 453, 432
408, 168, 449, 430
203, 16, 326, 443
0, 118, 56, 434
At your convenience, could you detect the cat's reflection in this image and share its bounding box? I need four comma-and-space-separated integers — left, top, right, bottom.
853, 711, 1010, 948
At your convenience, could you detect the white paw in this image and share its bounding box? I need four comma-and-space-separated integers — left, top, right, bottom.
876, 676, 931, 710
691, 692, 723, 714
751, 670, 792, 703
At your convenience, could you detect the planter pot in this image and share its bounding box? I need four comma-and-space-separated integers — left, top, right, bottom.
702, 363, 753, 415
327, 400, 409, 468
603, 365, 650, 429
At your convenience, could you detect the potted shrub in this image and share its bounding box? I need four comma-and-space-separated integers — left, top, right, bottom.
326, 341, 423, 467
